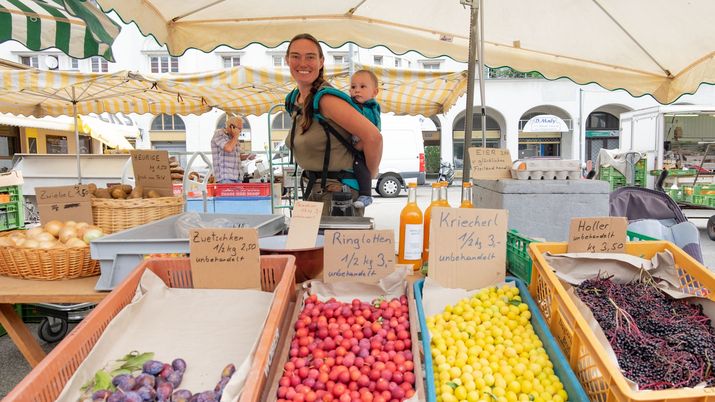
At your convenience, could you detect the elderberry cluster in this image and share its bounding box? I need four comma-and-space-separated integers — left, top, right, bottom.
576, 277, 715, 390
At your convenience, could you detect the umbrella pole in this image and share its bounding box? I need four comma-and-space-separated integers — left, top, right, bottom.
461, 0, 479, 183
477, 0, 486, 150
72, 87, 81, 184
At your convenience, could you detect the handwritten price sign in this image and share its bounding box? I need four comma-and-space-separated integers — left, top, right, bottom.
428, 207, 507, 289
468, 147, 513, 180
35, 185, 93, 224
323, 230, 395, 284
130, 150, 173, 197
189, 228, 261, 289
568, 217, 627, 253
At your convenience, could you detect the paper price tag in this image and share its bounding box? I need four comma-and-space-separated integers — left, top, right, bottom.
568, 217, 628, 253
35, 185, 93, 224
189, 228, 261, 289
130, 150, 173, 197
323, 230, 395, 284
285, 201, 323, 249
468, 147, 513, 180
428, 207, 507, 289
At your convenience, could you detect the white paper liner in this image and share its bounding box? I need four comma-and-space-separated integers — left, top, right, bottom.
421, 276, 512, 318
543, 250, 714, 392
58, 269, 276, 402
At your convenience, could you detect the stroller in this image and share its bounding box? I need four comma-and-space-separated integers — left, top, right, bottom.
610, 182, 705, 264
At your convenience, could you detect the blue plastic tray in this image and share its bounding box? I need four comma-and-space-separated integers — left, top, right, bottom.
413, 276, 589, 402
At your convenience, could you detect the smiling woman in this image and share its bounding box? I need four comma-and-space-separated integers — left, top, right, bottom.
284, 33, 383, 217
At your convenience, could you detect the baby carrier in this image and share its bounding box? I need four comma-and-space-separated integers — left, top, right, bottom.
284, 87, 374, 200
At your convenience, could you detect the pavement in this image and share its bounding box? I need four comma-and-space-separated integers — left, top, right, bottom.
0, 181, 713, 397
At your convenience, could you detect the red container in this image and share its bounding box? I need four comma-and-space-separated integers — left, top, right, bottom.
172, 183, 216, 198
214, 183, 270, 197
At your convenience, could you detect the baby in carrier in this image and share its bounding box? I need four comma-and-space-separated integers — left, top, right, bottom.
349, 69, 381, 208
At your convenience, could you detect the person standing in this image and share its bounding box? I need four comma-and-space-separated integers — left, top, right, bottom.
284, 33, 383, 216
211, 115, 254, 183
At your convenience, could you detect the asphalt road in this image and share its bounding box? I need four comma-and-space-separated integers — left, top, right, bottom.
0, 181, 713, 397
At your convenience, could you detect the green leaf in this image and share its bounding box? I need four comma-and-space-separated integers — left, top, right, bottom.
93, 370, 113, 391
447, 381, 458, 390
110, 368, 132, 376
508, 299, 522, 306
119, 352, 154, 372
485, 391, 498, 401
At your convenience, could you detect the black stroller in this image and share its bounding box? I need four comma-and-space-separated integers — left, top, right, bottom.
609, 174, 705, 264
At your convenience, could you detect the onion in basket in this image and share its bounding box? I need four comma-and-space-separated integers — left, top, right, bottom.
23, 239, 39, 249
39, 240, 58, 250
83, 228, 104, 244
65, 238, 88, 248
59, 226, 79, 243
44, 220, 64, 237
34, 232, 56, 243
26, 227, 44, 238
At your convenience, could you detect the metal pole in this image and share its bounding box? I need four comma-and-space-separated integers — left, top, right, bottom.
348, 43, 355, 76
477, 0, 486, 149
72, 87, 82, 184
461, 0, 479, 183
579, 88, 584, 172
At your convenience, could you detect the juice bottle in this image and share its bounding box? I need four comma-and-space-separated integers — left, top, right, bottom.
438, 182, 451, 207
422, 182, 441, 263
460, 181, 474, 208
398, 183, 423, 270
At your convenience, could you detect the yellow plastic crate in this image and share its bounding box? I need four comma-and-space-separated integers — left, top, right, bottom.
527, 241, 715, 402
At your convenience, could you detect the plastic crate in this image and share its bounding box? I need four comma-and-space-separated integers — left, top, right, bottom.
5, 256, 297, 402
214, 196, 271, 214
264, 281, 427, 401
626, 230, 657, 242
0, 202, 24, 231
174, 183, 216, 198
527, 241, 715, 401
414, 277, 590, 402
599, 160, 646, 191
214, 183, 270, 197
0, 184, 22, 204
506, 229, 540, 284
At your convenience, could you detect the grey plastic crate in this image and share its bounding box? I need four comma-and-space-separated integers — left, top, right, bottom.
90, 213, 285, 290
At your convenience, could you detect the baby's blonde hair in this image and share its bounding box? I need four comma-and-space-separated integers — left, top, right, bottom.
353, 69, 379, 88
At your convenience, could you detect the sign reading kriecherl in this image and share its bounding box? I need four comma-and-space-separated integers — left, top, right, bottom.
189, 228, 261, 289
428, 207, 508, 289
323, 230, 395, 284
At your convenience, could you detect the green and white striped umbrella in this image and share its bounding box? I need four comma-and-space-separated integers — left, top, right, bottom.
0, 0, 120, 61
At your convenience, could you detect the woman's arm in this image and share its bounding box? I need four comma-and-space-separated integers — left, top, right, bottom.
319, 95, 383, 178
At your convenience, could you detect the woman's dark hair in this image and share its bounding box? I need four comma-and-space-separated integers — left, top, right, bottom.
287, 33, 325, 131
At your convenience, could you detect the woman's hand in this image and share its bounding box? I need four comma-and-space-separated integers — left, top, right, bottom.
319, 95, 383, 178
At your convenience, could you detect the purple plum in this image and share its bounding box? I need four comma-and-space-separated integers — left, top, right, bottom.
142, 360, 164, 376
172, 389, 193, 402
171, 358, 187, 373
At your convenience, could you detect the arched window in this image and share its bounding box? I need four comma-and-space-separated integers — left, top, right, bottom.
586, 112, 619, 130
453, 113, 500, 131
151, 114, 185, 131
271, 112, 293, 130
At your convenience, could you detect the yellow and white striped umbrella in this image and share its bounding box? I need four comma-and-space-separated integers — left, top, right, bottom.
148, 64, 467, 117
0, 68, 211, 117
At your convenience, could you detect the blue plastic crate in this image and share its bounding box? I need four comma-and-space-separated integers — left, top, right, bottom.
414, 277, 589, 402
214, 196, 272, 214
186, 198, 215, 213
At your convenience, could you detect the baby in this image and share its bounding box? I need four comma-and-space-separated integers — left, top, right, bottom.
349, 69, 381, 208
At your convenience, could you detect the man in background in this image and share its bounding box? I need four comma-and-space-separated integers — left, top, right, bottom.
211, 115, 255, 183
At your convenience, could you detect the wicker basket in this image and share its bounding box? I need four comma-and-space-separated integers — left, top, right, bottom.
0, 231, 99, 280
92, 196, 184, 234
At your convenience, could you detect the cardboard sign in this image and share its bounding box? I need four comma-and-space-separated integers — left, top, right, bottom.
428, 207, 507, 289
568, 217, 628, 253
468, 147, 513, 180
286, 201, 323, 249
323, 230, 395, 284
36, 185, 93, 224
130, 150, 173, 197
189, 228, 261, 289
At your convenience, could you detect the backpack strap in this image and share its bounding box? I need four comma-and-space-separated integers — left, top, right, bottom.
313, 87, 361, 123
284, 88, 300, 115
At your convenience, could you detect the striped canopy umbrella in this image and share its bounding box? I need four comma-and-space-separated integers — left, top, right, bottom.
0, 0, 120, 61
149, 64, 467, 117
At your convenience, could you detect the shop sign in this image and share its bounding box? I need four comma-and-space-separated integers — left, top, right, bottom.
285, 201, 323, 249
568, 217, 627, 253
522, 115, 569, 133
189, 228, 261, 289
88, 112, 136, 127
586, 130, 619, 138
468, 147, 513, 180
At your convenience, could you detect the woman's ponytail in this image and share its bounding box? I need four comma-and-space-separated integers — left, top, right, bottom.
301, 68, 325, 131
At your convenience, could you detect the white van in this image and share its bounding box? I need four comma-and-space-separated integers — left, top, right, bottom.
374, 115, 426, 197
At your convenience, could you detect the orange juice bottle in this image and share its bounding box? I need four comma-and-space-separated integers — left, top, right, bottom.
460, 181, 474, 208
422, 182, 441, 263
438, 182, 451, 207
398, 183, 423, 270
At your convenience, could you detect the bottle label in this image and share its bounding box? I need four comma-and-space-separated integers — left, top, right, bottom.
404, 224, 423, 260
